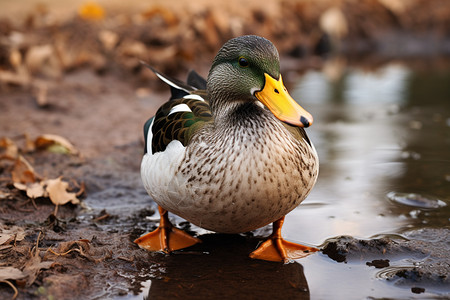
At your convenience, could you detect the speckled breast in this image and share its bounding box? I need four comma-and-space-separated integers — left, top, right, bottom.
158, 125, 319, 234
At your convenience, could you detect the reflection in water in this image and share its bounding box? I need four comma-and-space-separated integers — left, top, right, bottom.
344, 64, 409, 104
286, 59, 449, 246
285, 59, 450, 299
144, 234, 309, 299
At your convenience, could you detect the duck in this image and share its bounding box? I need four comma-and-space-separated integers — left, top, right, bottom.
135, 35, 319, 262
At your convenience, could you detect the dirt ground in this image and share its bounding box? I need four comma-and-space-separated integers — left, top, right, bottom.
1, 0, 450, 299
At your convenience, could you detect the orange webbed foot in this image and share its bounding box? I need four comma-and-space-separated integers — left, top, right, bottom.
249, 217, 318, 263
134, 206, 201, 252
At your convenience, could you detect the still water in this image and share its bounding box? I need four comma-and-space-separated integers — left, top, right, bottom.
289, 59, 449, 244
289, 59, 450, 299
127, 59, 449, 299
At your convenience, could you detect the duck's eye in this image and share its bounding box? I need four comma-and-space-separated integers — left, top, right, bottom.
238, 56, 249, 68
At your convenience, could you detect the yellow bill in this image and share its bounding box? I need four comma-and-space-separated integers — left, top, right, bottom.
255, 73, 313, 127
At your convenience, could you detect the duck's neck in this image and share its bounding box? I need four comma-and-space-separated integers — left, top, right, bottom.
212, 101, 271, 129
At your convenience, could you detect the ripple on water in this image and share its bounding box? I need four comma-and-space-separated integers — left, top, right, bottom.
375, 265, 415, 281
386, 192, 447, 209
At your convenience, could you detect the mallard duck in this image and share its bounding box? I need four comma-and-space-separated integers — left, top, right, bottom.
135, 35, 319, 262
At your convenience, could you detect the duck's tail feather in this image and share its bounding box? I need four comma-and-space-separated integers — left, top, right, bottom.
187, 70, 207, 90
140, 61, 197, 100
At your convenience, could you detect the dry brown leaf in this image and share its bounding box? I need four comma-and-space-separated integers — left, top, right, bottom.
0, 70, 31, 86
0, 267, 26, 281
22, 252, 54, 286
25, 44, 62, 78
26, 182, 46, 199
24, 133, 36, 153
78, 2, 105, 20
0, 234, 12, 246
141, 6, 178, 26
0, 226, 26, 245
45, 177, 80, 206
11, 156, 37, 184
13, 182, 27, 191
9, 48, 22, 69
13, 182, 46, 199
0, 137, 18, 159
98, 30, 119, 51
33, 81, 49, 107
35, 134, 79, 155
56, 240, 90, 254
0, 190, 13, 200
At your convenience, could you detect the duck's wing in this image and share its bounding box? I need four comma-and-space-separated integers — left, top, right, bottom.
141, 64, 212, 155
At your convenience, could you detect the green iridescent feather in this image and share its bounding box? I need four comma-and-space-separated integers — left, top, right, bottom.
151, 96, 212, 153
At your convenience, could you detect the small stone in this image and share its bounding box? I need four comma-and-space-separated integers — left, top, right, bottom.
411, 287, 425, 294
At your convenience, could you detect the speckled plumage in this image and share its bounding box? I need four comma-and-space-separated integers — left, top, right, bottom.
140, 35, 318, 236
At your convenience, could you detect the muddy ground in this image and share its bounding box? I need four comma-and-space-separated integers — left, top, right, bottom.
1, 0, 450, 299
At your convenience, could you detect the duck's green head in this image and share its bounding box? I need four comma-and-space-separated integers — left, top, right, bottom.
207, 35, 313, 128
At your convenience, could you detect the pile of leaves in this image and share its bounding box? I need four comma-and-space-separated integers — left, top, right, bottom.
0, 226, 119, 299
0, 134, 84, 215
0, 133, 90, 298
1, 0, 449, 91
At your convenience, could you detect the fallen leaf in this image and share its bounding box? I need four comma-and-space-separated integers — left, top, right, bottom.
0, 70, 30, 86
13, 182, 27, 191
319, 7, 348, 39
78, 2, 105, 21
45, 177, 80, 206
0, 267, 26, 281
56, 240, 90, 254
98, 30, 119, 51
22, 251, 54, 286
141, 6, 178, 26
0, 137, 18, 159
0, 190, 13, 200
9, 48, 22, 69
13, 181, 46, 199
35, 134, 79, 155
24, 133, 36, 153
33, 81, 49, 107
0, 226, 26, 246
25, 44, 62, 78
0, 235, 12, 246
26, 182, 46, 199
11, 156, 37, 184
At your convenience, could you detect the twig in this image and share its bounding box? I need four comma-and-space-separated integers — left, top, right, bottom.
18, 198, 38, 210
13, 205, 34, 213
33, 231, 42, 255
31, 198, 38, 210
0, 280, 18, 300
117, 256, 134, 262
75, 182, 86, 197
47, 247, 81, 257
92, 213, 110, 222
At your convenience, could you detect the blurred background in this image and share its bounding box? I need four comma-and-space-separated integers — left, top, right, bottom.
1, 0, 449, 80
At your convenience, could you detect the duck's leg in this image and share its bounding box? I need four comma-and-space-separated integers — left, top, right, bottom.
134, 206, 201, 252
249, 217, 318, 262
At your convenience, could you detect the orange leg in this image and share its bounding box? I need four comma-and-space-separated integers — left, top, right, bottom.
134, 206, 201, 252
249, 217, 318, 263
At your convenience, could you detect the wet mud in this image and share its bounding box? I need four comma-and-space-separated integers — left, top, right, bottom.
322, 229, 449, 294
